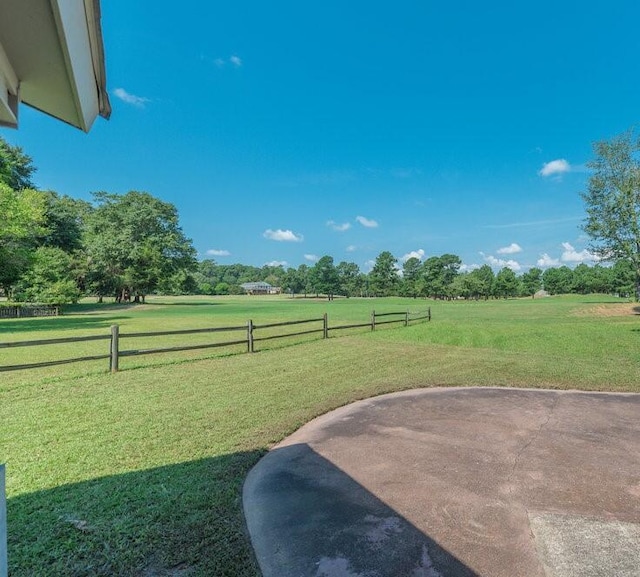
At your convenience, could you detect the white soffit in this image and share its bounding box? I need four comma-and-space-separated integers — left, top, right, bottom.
0, 41, 19, 126
0, 0, 110, 132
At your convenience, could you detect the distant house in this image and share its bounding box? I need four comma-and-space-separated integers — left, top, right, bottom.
0, 0, 110, 132
240, 282, 281, 295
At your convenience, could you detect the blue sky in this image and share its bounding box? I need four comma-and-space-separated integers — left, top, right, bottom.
3, 1, 639, 273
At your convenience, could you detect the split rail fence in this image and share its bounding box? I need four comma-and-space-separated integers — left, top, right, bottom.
0, 308, 431, 373
0, 305, 60, 319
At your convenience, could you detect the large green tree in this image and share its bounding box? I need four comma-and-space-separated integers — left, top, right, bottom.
85, 191, 196, 302
309, 255, 340, 299
401, 257, 422, 297
422, 254, 461, 299
494, 267, 519, 298
581, 129, 640, 300
470, 264, 494, 299
369, 251, 399, 296
336, 261, 362, 297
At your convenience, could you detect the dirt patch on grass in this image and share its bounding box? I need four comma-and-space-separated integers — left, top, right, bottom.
574, 303, 640, 317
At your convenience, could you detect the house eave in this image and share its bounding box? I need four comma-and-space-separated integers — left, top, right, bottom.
0, 0, 110, 132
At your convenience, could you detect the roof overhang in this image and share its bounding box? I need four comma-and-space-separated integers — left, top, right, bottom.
0, 0, 110, 132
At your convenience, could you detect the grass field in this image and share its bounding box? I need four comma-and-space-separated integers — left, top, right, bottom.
1, 294, 639, 575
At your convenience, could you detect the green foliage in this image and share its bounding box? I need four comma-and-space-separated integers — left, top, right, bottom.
85, 191, 196, 301
336, 261, 362, 297
401, 257, 422, 297
421, 254, 462, 299
611, 259, 635, 297
581, 129, 640, 299
13, 246, 81, 303
0, 183, 47, 241
0, 137, 36, 190
39, 191, 91, 252
542, 266, 573, 295
520, 267, 542, 297
157, 270, 198, 295
469, 265, 494, 299
282, 265, 306, 296
0, 184, 48, 295
309, 255, 340, 298
369, 251, 399, 296
494, 267, 520, 298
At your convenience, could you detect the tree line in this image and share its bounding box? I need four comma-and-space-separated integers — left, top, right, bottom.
2, 129, 639, 303
195, 253, 635, 300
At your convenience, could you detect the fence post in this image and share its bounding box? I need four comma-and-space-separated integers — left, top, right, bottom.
247, 320, 254, 353
405, 310, 409, 327
1, 464, 7, 577
323, 313, 328, 339
110, 325, 119, 373
428, 307, 431, 321
371, 310, 376, 331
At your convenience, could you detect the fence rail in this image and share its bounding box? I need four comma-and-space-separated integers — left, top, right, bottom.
0, 305, 59, 319
0, 308, 430, 373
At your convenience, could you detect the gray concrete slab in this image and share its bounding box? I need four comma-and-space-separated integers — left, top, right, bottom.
243, 387, 640, 577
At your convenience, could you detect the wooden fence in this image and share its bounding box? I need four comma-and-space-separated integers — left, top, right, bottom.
0, 305, 60, 319
0, 308, 431, 373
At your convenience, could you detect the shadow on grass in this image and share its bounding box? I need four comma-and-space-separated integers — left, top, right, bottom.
245, 443, 478, 577
8, 445, 478, 577
0, 315, 132, 334
7, 451, 265, 577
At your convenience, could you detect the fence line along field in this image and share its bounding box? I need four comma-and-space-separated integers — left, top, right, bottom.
1, 294, 639, 576
0, 306, 430, 373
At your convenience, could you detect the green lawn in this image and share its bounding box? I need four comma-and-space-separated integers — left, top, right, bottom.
1, 295, 638, 575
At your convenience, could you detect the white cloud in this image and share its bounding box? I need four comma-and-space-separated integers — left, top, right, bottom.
356, 215, 378, 228
561, 242, 597, 263
327, 220, 351, 232
304, 254, 319, 262
482, 253, 522, 271
460, 263, 480, 272
213, 55, 243, 68
496, 243, 522, 255
539, 159, 571, 177
113, 88, 149, 107
537, 254, 560, 268
264, 260, 288, 267
401, 249, 425, 262
206, 249, 230, 257
263, 229, 303, 242
364, 259, 376, 272
346, 245, 357, 252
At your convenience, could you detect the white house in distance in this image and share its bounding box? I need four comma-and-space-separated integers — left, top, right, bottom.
0, 0, 111, 132
241, 282, 282, 295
